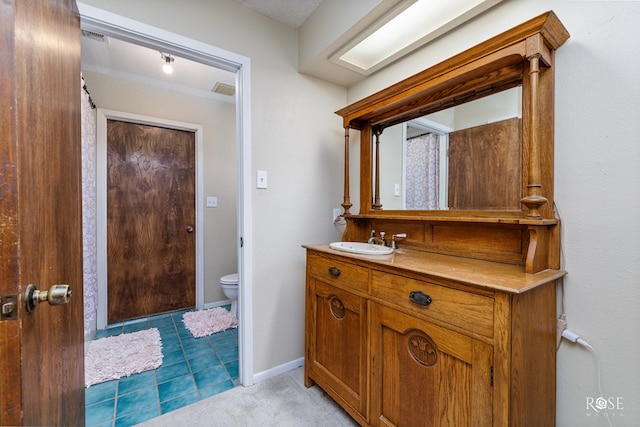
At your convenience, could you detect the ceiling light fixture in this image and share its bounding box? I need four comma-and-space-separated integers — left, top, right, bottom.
331, 0, 503, 75
160, 53, 174, 74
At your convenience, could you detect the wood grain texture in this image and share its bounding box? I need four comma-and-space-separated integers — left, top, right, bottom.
508, 282, 556, 427
0, 0, 84, 425
336, 11, 568, 129
305, 244, 565, 294
107, 121, 195, 322
370, 303, 493, 427
0, 1, 21, 423
305, 248, 558, 426
305, 272, 369, 425
336, 12, 569, 274
307, 253, 369, 294
448, 118, 522, 211
371, 271, 495, 338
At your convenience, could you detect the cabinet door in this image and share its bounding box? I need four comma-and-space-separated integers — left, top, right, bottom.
305, 278, 368, 422
370, 303, 493, 427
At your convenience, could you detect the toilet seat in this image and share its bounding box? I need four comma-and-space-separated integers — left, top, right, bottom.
220, 273, 238, 285
220, 273, 238, 318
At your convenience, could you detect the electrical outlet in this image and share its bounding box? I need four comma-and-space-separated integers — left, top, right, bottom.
556, 313, 567, 348
333, 208, 342, 223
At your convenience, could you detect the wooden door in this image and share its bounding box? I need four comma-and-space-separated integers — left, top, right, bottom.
107, 120, 196, 322
0, 0, 84, 425
448, 117, 522, 210
305, 278, 368, 423
370, 303, 493, 427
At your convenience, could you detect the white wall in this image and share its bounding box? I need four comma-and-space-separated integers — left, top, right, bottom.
78, 0, 640, 424
349, 2, 640, 425
79, 0, 347, 376
82, 70, 237, 305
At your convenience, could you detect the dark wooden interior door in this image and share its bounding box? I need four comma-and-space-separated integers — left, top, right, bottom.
0, 0, 85, 425
107, 120, 196, 323
448, 117, 522, 210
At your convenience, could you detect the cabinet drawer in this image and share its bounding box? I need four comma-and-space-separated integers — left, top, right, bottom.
371, 271, 494, 337
308, 254, 368, 293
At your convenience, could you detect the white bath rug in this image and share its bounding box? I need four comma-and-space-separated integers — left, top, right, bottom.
182, 308, 238, 338
85, 328, 163, 387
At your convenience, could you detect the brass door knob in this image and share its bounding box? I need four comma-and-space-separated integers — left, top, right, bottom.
186, 225, 194, 233
24, 284, 72, 313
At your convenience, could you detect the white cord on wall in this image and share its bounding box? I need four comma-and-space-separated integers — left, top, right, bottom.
554, 204, 613, 426
561, 329, 613, 427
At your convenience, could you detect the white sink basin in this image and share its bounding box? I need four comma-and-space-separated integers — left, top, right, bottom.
329, 241, 393, 255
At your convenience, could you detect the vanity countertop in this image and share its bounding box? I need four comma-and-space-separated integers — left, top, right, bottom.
303, 243, 566, 294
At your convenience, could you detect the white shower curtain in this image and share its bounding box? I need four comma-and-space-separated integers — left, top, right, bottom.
405, 133, 439, 210
81, 75, 97, 336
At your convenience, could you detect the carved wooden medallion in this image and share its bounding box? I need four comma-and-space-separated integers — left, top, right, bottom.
407, 332, 437, 366
329, 296, 345, 319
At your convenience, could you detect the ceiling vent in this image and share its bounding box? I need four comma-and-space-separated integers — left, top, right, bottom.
81, 30, 108, 43
212, 82, 236, 96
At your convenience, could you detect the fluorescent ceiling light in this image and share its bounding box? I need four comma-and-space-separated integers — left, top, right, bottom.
332, 0, 502, 75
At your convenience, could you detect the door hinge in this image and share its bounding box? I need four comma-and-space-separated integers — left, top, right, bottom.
240, 237, 244, 248
1, 294, 19, 321
490, 365, 494, 387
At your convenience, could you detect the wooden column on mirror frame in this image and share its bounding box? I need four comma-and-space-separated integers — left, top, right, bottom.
342, 127, 352, 216
372, 127, 382, 210
521, 54, 548, 219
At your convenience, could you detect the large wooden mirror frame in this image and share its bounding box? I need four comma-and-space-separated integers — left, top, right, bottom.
335, 11, 569, 273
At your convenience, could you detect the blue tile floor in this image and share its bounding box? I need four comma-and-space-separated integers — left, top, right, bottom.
85, 308, 239, 427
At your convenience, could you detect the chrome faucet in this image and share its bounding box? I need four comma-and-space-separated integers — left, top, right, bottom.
391, 233, 407, 249
368, 230, 387, 246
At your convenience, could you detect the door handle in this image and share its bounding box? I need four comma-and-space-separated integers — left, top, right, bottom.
409, 290, 432, 307
186, 225, 194, 233
24, 284, 72, 313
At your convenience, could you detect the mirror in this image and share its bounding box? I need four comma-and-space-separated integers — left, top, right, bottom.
335, 11, 569, 273
336, 11, 570, 221
376, 86, 522, 210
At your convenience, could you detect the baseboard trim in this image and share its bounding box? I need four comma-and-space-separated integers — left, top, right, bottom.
204, 300, 231, 310
252, 357, 304, 384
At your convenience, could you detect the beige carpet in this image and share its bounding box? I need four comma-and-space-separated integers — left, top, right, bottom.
137, 367, 358, 427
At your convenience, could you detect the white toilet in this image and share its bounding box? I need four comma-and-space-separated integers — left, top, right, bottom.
219, 273, 238, 318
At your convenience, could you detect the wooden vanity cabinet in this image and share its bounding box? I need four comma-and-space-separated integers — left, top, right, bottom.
370, 302, 493, 427
369, 270, 494, 427
304, 253, 369, 425
304, 247, 563, 427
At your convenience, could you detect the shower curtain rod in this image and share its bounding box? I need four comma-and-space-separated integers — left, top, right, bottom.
406, 131, 433, 139
82, 75, 96, 109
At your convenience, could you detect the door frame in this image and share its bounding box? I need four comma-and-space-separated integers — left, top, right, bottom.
78, 2, 255, 385
96, 110, 204, 325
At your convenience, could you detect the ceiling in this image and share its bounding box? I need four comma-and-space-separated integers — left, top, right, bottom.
80, 0, 325, 104
232, 0, 323, 28
81, 33, 238, 104
80, 1, 501, 102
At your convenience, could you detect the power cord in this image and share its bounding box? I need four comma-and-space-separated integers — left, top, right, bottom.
554, 203, 613, 426
561, 329, 613, 427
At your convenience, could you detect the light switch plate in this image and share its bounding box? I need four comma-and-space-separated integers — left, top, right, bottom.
206, 196, 218, 208
257, 170, 268, 189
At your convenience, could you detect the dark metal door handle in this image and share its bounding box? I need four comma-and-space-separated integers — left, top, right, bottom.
328, 267, 341, 277
409, 291, 432, 307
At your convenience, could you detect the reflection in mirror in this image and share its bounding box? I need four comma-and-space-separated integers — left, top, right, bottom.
376, 86, 522, 210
